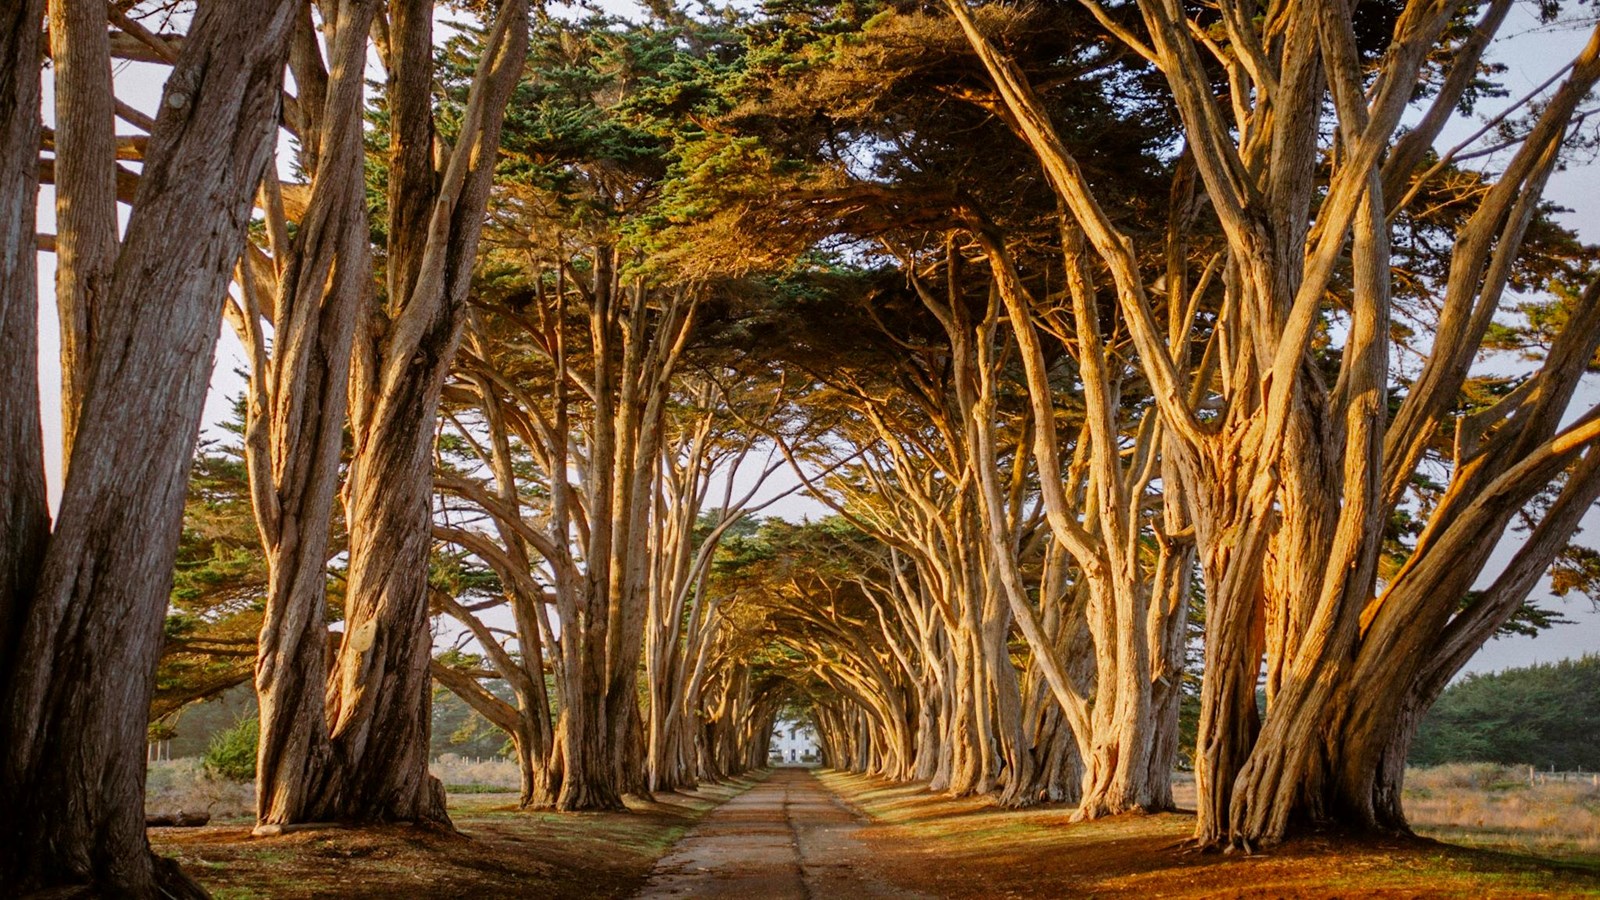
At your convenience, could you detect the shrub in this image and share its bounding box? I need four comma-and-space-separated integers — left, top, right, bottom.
1407, 762, 1517, 793
203, 715, 259, 782
146, 758, 254, 821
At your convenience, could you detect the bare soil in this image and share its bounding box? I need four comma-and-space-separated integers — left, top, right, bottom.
147, 768, 1600, 898
636, 767, 924, 899
148, 776, 760, 899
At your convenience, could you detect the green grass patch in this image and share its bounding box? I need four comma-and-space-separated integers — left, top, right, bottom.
445, 782, 519, 794
209, 888, 268, 900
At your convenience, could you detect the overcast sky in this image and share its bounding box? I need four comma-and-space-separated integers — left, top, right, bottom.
32, 3, 1600, 677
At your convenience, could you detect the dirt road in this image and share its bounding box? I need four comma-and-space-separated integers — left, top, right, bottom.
634, 768, 927, 899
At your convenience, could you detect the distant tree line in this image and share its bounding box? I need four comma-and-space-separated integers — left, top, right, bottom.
1412, 656, 1600, 771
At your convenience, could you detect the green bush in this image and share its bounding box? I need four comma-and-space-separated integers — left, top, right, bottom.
202, 714, 258, 782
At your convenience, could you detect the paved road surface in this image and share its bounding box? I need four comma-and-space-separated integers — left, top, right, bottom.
634, 768, 928, 899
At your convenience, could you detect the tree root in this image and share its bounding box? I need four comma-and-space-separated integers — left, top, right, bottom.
152, 853, 210, 900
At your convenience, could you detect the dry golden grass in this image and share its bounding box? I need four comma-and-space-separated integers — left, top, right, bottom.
145, 755, 527, 824
428, 753, 521, 792
146, 758, 255, 823
1170, 765, 1600, 863
821, 769, 1600, 898
1406, 763, 1600, 861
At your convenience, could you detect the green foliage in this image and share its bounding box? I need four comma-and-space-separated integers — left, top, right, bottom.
429, 552, 503, 608
704, 514, 894, 716
162, 684, 258, 758
1412, 656, 1600, 769
152, 418, 271, 733
203, 714, 260, 782
431, 678, 516, 759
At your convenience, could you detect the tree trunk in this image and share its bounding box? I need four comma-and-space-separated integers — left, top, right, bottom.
515, 728, 561, 809
1187, 473, 1269, 846
1143, 495, 1194, 812
324, 417, 454, 822
0, 2, 296, 891
47, 0, 116, 462
252, 0, 376, 829
559, 634, 624, 809
0, 0, 51, 692
290, 0, 529, 826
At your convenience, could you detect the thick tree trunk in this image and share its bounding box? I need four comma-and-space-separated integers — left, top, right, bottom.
323, 412, 453, 823
616, 696, 651, 798
943, 619, 982, 796
1034, 704, 1085, 805
515, 729, 561, 809
287, 0, 528, 826
252, 0, 376, 829
0, 0, 51, 688
1321, 417, 1600, 835
0, 2, 296, 892
984, 583, 1035, 808
1188, 479, 1269, 845
559, 636, 624, 809
1073, 577, 1163, 821
911, 672, 942, 782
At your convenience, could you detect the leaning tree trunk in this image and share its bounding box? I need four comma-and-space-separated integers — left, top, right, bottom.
0, 1, 296, 892
1318, 327, 1600, 834
320, 384, 456, 822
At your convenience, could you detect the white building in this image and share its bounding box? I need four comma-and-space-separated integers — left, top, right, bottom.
769, 717, 819, 764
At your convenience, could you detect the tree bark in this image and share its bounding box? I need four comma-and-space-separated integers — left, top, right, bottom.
0, 0, 50, 694
251, 0, 377, 829
296, 0, 529, 826
47, 0, 117, 462
0, 1, 296, 891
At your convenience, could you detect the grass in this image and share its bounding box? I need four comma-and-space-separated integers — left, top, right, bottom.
146, 758, 255, 824
440, 783, 520, 794
429, 754, 521, 791
818, 768, 1600, 898
1406, 763, 1600, 863
148, 769, 763, 899
209, 889, 269, 900
145, 755, 528, 821
146, 758, 1600, 897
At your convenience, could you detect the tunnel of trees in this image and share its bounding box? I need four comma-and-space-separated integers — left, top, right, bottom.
5, 0, 1600, 893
